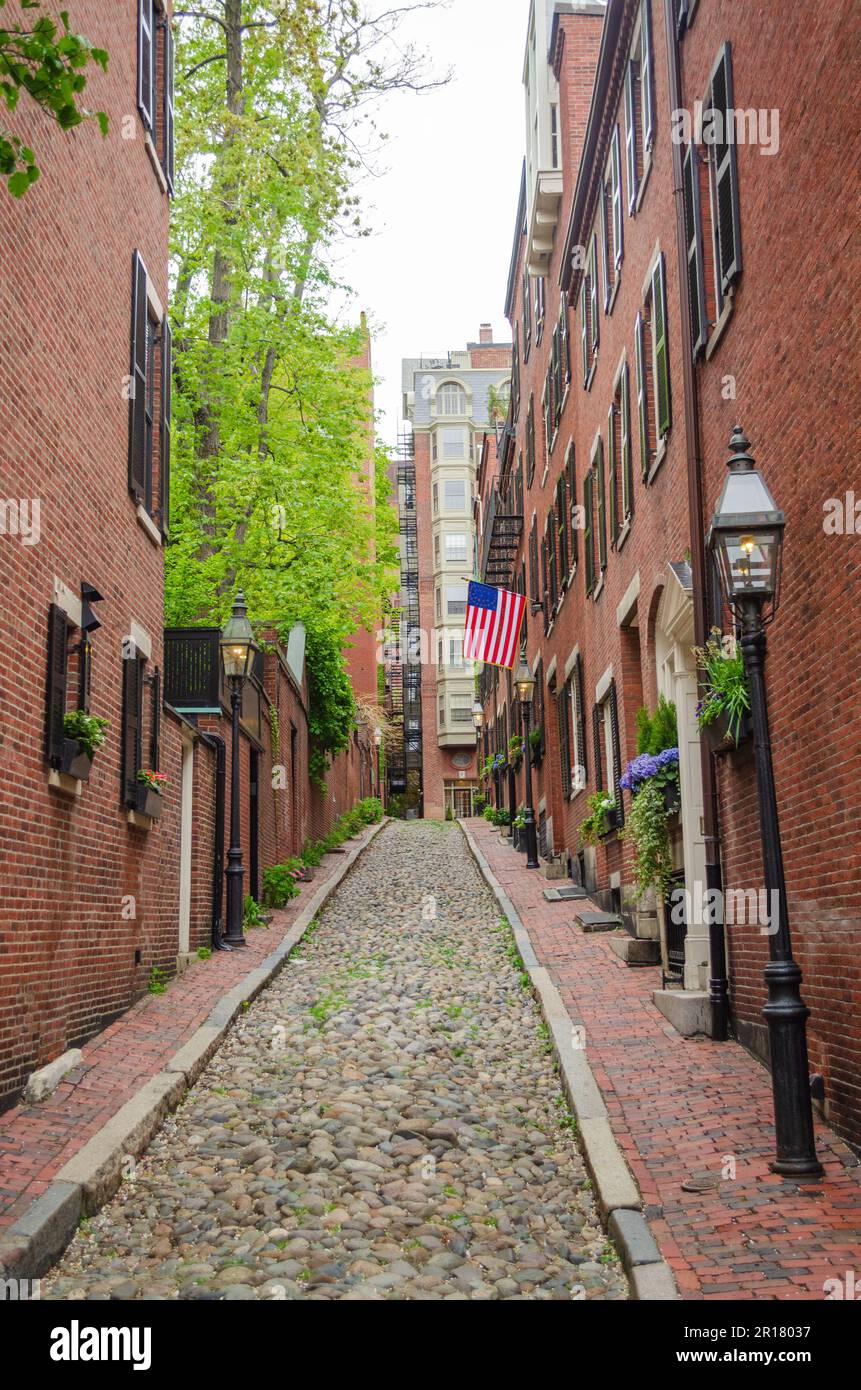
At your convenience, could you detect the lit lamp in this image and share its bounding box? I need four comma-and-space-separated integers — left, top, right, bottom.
472, 699, 484, 751
513, 652, 539, 869
707, 427, 821, 1177
219, 592, 259, 949
374, 726, 382, 799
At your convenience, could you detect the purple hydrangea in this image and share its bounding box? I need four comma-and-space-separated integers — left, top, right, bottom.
620, 746, 680, 792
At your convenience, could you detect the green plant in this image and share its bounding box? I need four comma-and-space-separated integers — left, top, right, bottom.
262, 860, 303, 908
62, 710, 108, 759
622, 778, 674, 898
512, 804, 526, 829
196, 946, 212, 960
508, 734, 523, 769
635, 696, 677, 755
577, 791, 617, 846
243, 895, 267, 928
301, 839, 324, 868
694, 628, 750, 743
473, 795, 486, 815
147, 965, 167, 995
444, 806, 453, 820
528, 726, 542, 752
483, 804, 495, 822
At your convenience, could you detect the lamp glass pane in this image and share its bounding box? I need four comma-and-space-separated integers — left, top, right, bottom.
719, 469, 777, 516
716, 528, 780, 598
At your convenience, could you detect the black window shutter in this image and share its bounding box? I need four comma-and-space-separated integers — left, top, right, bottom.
641, 0, 655, 151
138, 0, 155, 132
711, 42, 742, 293
624, 61, 638, 212
607, 402, 618, 544
683, 142, 708, 359
46, 603, 69, 766
583, 469, 594, 594
558, 685, 572, 797
621, 361, 633, 520
608, 678, 625, 826
540, 535, 549, 632
129, 251, 149, 503
160, 315, 172, 536
122, 653, 143, 805
567, 446, 578, 566
163, 16, 175, 193
592, 704, 603, 791
574, 653, 587, 784
150, 667, 161, 772
635, 309, 649, 477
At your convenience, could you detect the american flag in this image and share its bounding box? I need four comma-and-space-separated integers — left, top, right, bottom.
463, 581, 527, 670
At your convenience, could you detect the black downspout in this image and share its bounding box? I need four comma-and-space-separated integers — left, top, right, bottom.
200, 731, 228, 951
663, 0, 729, 1039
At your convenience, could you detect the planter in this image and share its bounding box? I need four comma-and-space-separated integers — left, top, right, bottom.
662, 781, 681, 815
59, 737, 93, 782
133, 783, 163, 820
600, 803, 622, 836
701, 708, 752, 756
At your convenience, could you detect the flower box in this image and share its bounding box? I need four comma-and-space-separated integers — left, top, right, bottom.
663, 782, 681, 815
133, 783, 163, 820
701, 708, 752, 756
60, 738, 93, 782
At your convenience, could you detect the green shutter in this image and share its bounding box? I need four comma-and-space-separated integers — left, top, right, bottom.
652, 255, 671, 439
580, 279, 588, 383
607, 402, 618, 544
624, 62, 637, 211
583, 470, 594, 594
683, 142, 707, 358
635, 310, 649, 476
612, 126, 623, 267
621, 361, 633, 519
711, 42, 742, 294
596, 437, 607, 572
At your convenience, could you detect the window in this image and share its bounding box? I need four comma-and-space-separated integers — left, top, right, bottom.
435, 587, 442, 622
432, 481, 439, 514
446, 585, 468, 617
624, 0, 655, 213
439, 695, 445, 728
635, 255, 670, 477
675, 0, 699, 38
445, 533, 468, 563
526, 394, 536, 485
571, 654, 587, 791
443, 478, 467, 511
558, 683, 572, 798
551, 102, 559, 168
608, 360, 634, 544
138, 4, 175, 192
592, 680, 624, 825
451, 695, 473, 723
594, 435, 607, 575
523, 269, 532, 357
544, 510, 558, 616
122, 641, 161, 810
601, 126, 623, 306
535, 277, 546, 340
580, 233, 599, 385
529, 517, 540, 610
512, 326, 521, 418
705, 43, 743, 315
437, 381, 467, 416
449, 636, 464, 668
129, 251, 170, 533
438, 426, 469, 459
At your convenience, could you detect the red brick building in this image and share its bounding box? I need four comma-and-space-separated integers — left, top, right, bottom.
0, 1, 180, 1103
477, 0, 861, 1148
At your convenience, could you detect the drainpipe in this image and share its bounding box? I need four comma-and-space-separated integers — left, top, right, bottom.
199, 731, 228, 951
664, 0, 729, 1040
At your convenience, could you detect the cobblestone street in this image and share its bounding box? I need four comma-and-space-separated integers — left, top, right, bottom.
42, 822, 626, 1302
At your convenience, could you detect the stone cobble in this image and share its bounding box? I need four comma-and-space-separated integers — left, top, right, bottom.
42, 821, 626, 1301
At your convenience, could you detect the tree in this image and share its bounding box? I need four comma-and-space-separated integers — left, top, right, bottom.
166, 2, 439, 775
0, 0, 108, 196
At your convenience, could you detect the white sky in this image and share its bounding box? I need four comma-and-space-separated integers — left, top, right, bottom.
331, 0, 529, 442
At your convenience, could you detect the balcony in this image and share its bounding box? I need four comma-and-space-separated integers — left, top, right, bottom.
164, 627, 265, 742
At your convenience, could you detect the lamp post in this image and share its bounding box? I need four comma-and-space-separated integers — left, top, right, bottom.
514, 652, 539, 869
374, 726, 382, 801
707, 427, 822, 1177
219, 591, 259, 950
472, 701, 483, 816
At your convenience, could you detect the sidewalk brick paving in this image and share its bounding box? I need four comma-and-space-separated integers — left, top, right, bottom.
0, 834, 373, 1236
467, 817, 861, 1301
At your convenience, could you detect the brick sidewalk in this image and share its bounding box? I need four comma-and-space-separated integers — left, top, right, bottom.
0, 832, 374, 1236
466, 817, 861, 1301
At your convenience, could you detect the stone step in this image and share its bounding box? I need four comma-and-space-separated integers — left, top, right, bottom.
607, 933, 660, 965
576, 911, 623, 933
543, 884, 590, 902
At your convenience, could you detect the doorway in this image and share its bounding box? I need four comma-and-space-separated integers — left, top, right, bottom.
445, 782, 478, 818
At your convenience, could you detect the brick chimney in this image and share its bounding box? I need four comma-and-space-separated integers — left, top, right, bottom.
479, 323, 493, 344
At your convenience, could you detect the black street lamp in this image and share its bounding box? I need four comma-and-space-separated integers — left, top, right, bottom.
514, 652, 539, 869
707, 427, 822, 1178
220, 591, 259, 950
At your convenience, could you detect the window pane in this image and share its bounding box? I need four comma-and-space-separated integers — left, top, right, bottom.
438, 382, 467, 415
441, 427, 469, 458
443, 479, 467, 509
446, 585, 468, 616
445, 533, 468, 562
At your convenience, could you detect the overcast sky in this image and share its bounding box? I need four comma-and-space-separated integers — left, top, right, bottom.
332, 0, 529, 442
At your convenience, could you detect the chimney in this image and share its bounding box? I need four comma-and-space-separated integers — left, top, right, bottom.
479, 323, 493, 344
